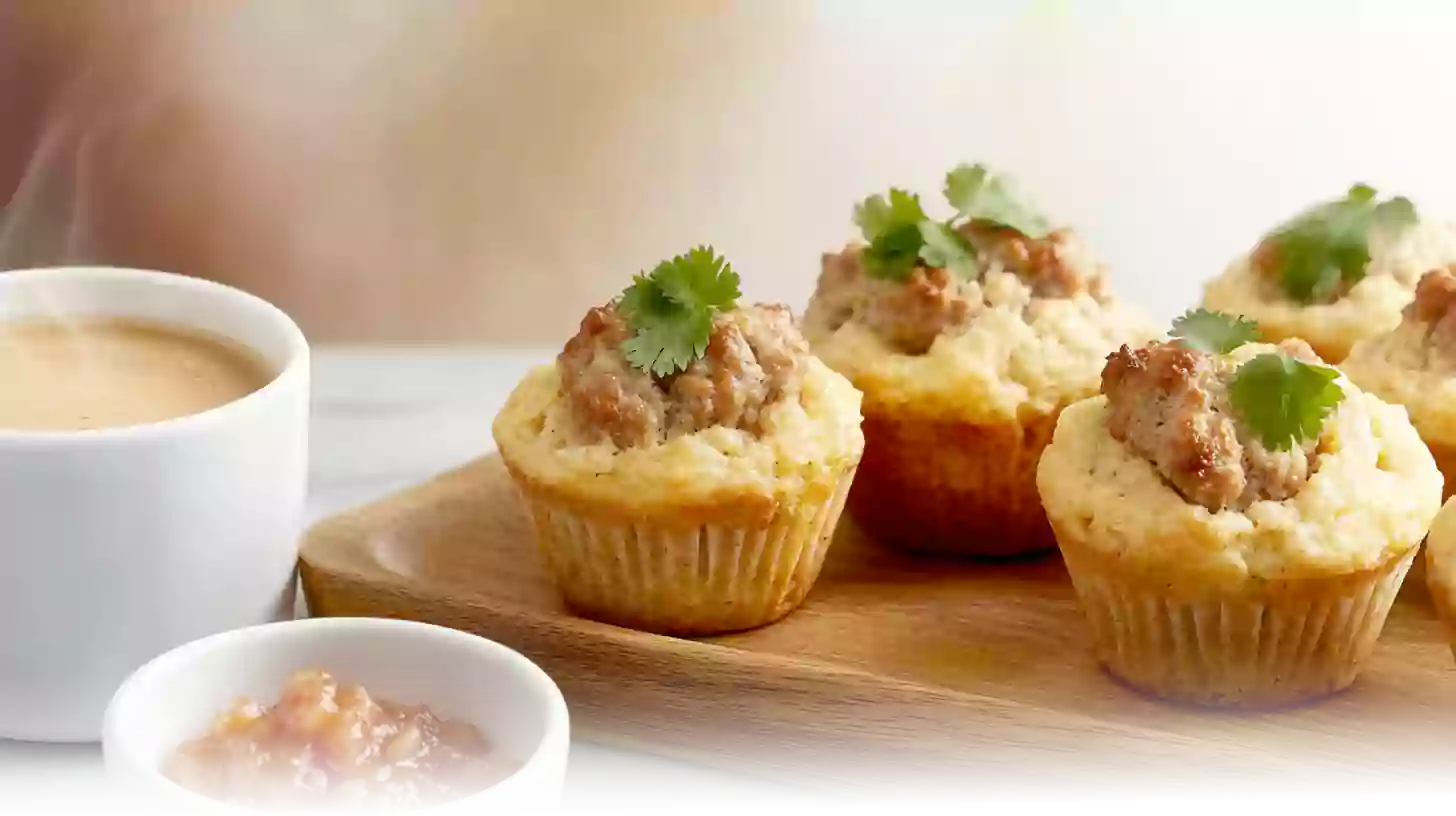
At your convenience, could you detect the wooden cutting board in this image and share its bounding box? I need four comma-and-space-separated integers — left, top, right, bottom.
299, 455, 1456, 788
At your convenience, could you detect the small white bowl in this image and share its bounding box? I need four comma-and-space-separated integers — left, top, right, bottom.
101, 617, 570, 812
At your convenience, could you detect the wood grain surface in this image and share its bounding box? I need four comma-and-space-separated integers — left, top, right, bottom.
299, 455, 1456, 789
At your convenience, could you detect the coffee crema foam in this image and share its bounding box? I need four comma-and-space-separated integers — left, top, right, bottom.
0, 317, 273, 431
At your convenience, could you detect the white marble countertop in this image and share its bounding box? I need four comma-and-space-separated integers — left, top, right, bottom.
0, 346, 806, 811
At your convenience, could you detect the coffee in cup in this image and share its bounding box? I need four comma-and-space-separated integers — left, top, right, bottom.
0, 317, 273, 432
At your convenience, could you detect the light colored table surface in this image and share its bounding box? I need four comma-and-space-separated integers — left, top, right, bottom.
0, 346, 808, 810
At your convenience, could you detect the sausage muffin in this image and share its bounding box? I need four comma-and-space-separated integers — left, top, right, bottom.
1422, 496, 1456, 660
1202, 183, 1456, 363
1037, 309, 1442, 707
492, 247, 864, 636
1342, 266, 1456, 498
803, 163, 1156, 556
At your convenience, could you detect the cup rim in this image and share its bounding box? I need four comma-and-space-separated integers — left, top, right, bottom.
101, 617, 571, 811
0, 266, 309, 445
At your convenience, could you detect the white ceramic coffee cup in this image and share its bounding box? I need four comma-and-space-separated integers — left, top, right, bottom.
0, 266, 309, 743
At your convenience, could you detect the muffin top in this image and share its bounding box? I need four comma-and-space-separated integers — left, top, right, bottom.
1100, 330, 1331, 515
1036, 309, 1441, 587
1341, 266, 1456, 444
1202, 184, 1456, 359
493, 247, 864, 508
556, 297, 811, 450
803, 164, 1155, 423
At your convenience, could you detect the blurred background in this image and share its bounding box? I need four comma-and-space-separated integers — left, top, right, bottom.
5, 0, 1456, 345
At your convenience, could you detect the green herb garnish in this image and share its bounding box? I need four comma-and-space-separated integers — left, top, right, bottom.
852, 189, 928, 281
943, 163, 1052, 238
916, 220, 978, 279
1228, 352, 1345, 451
617, 246, 741, 377
1170, 308, 1260, 354
853, 163, 1050, 281
1161, 308, 1343, 450
1260, 183, 1418, 304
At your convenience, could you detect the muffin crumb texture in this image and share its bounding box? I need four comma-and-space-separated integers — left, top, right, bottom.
808, 225, 1108, 356
1361, 265, 1456, 372
1101, 338, 1322, 513
1037, 342, 1442, 587
493, 309, 863, 512
1342, 266, 1456, 446
804, 232, 1155, 423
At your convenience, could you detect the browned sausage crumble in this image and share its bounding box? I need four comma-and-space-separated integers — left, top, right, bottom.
964, 224, 1108, 301
1100, 338, 1323, 512
806, 225, 1108, 355
556, 302, 812, 448
1400, 266, 1456, 357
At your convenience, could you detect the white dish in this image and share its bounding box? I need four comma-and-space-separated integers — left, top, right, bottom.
101, 617, 570, 813
0, 266, 310, 742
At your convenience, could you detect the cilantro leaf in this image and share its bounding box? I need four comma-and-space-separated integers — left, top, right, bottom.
861, 224, 924, 281
943, 163, 1052, 238
616, 271, 667, 326
1228, 353, 1345, 451
654, 246, 740, 310
850, 164, 1056, 281
1169, 308, 1260, 354
917, 220, 979, 278
622, 307, 713, 378
1262, 183, 1419, 304
853, 189, 928, 281
617, 246, 741, 377
854, 188, 925, 238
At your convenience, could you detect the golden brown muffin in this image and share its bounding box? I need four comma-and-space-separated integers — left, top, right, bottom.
804, 164, 1157, 556
493, 247, 864, 635
1343, 266, 1456, 498
1038, 313, 1441, 706
1423, 496, 1456, 661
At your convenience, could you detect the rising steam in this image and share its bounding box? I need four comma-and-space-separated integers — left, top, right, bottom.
0, 1, 459, 335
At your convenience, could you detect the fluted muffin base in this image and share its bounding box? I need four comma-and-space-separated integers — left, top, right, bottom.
508, 464, 857, 637
1057, 529, 1415, 708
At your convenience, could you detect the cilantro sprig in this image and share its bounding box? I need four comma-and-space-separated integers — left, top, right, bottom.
917, 220, 979, 279
617, 246, 741, 377
1258, 183, 1418, 304
1163, 308, 1345, 451
852, 189, 929, 281
1170, 307, 1260, 354
943, 163, 1053, 238
853, 163, 1050, 281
